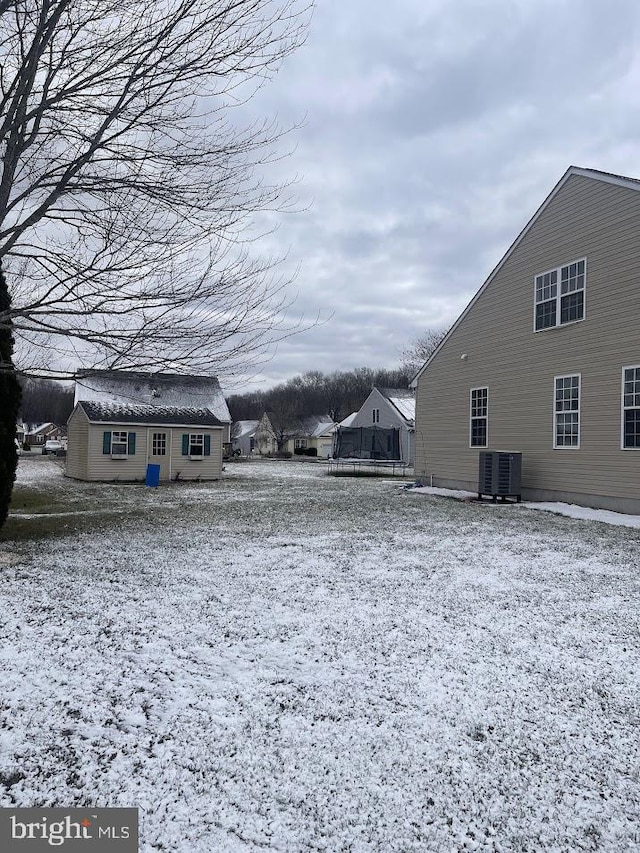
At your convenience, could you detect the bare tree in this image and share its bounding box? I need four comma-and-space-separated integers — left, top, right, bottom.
399, 328, 448, 378
0, 0, 312, 380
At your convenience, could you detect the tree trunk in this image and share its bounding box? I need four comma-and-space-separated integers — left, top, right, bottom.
0, 265, 21, 530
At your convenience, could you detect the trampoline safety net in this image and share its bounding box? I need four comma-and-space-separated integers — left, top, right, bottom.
334, 426, 400, 460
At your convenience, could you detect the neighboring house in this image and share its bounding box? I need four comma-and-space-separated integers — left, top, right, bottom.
24, 422, 64, 446
69, 370, 231, 482
231, 420, 259, 456
350, 388, 415, 464
282, 416, 336, 458
254, 413, 279, 455
66, 402, 224, 482
411, 165, 640, 513
253, 412, 336, 457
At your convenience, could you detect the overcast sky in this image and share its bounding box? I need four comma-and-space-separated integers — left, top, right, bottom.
233, 0, 640, 392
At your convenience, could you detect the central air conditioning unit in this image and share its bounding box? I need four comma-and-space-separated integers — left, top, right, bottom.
478, 451, 522, 502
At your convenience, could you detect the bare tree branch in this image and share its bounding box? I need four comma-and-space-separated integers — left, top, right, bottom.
0, 0, 313, 379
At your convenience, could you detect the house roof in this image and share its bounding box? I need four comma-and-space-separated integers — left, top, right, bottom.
78, 401, 224, 427
336, 412, 358, 428
74, 369, 230, 423
288, 415, 335, 438
410, 165, 640, 386
233, 420, 259, 438
263, 412, 335, 438
25, 422, 56, 435
377, 388, 415, 423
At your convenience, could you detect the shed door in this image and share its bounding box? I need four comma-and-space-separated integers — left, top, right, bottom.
148, 430, 171, 480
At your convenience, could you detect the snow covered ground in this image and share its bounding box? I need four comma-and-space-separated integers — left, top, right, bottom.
1, 458, 638, 851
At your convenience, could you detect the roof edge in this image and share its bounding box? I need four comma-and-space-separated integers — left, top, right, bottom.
410, 165, 640, 387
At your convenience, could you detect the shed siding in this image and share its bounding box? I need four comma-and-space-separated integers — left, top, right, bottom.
415, 174, 640, 512
170, 428, 223, 480
81, 424, 222, 481
65, 407, 90, 480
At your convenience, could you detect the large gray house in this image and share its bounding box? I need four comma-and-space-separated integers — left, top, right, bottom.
412, 166, 640, 514
349, 388, 415, 464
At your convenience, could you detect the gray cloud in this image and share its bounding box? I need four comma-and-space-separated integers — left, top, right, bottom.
230, 0, 640, 393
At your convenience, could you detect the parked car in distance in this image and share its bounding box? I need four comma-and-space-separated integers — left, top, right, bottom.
42, 439, 63, 455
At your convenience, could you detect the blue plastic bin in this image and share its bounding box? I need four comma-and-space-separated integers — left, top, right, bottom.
145, 463, 161, 487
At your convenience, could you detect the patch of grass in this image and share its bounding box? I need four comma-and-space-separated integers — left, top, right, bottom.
9, 486, 71, 514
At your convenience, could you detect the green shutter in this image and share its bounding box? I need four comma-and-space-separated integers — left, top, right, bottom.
127, 432, 136, 455
204, 434, 211, 456
182, 434, 189, 455
102, 431, 111, 454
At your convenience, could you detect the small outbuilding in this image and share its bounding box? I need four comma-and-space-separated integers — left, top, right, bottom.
66, 402, 225, 482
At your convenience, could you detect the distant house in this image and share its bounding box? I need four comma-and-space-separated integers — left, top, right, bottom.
68, 370, 231, 482
349, 388, 415, 464
254, 412, 336, 457
254, 413, 279, 455
411, 166, 640, 513
282, 416, 336, 458
24, 422, 63, 446
231, 420, 259, 456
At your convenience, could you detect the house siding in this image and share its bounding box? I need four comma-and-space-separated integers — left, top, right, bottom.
415, 174, 640, 512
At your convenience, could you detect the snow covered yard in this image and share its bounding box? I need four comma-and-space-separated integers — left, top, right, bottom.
1, 458, 638, 852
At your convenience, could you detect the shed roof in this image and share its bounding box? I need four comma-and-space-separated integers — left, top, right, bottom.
78, 401, 224, 427
74, 369, 230, 423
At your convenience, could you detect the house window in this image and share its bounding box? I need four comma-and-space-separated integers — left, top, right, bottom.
294, 438, 307, 449
554, 375, 580, 448
111, 431, 128, 455
372, 408, 380, 424
535, 259, 585, 331
152, 432, 167, 455
470, 387, 488, 447
622, 366, 640, 448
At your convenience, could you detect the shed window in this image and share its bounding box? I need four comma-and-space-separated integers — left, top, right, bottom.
535, 259, 585, 331
622, 366, 640, 448
181, 433, 211, 458
103, 430, 136, 457
554, 375, 580, 448
152, 432, 167, 455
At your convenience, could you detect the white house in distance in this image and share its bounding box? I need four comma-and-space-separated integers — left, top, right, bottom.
350, 388, 415, 464
67, 370, 231, 482
231, 420, 259, 456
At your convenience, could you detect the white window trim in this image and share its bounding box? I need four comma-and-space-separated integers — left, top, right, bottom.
111, 430, 129, 459
553, 374, 581, 450
621, 364, 640, 450
533, 257, 587, 333
189, 433, 205, 459
469, 386, 489, 448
